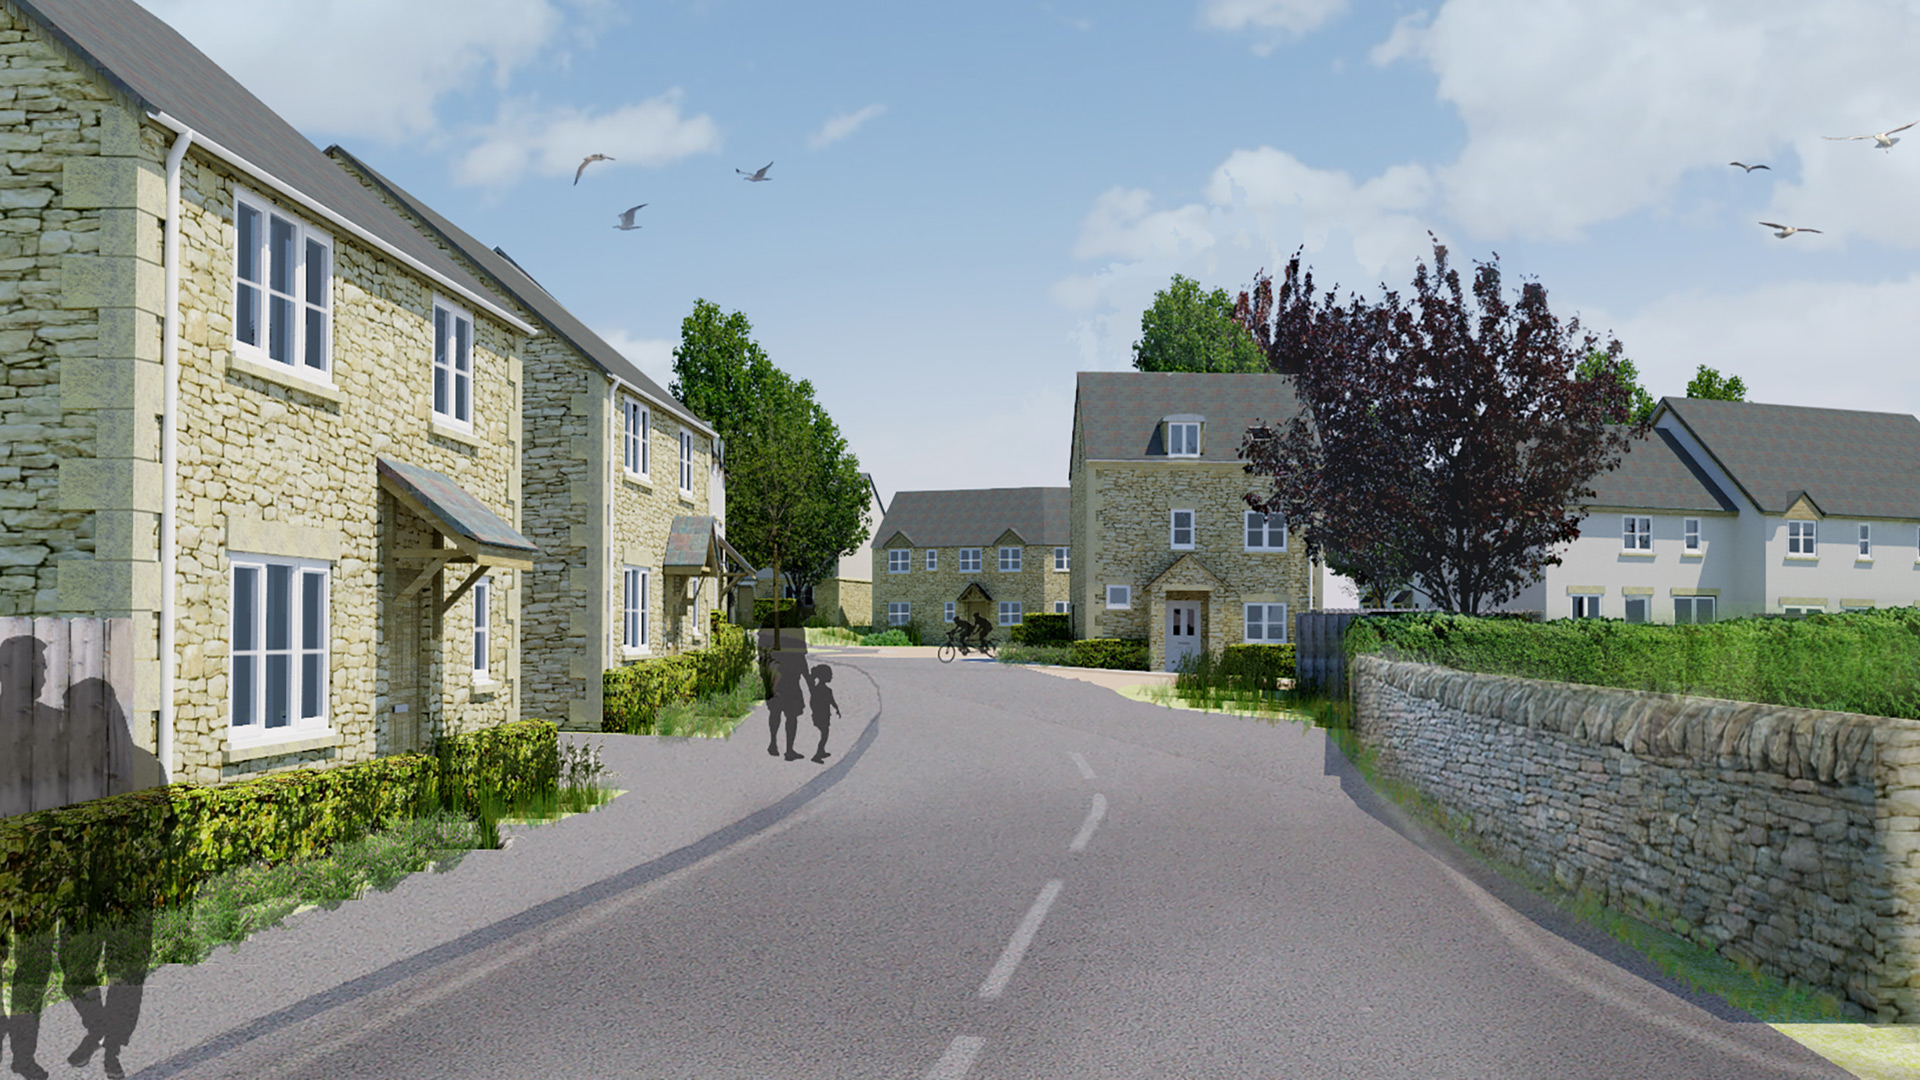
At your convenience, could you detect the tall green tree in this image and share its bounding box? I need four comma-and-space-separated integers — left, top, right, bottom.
1132, 274, 1267, 373
669, 299, 872, 626
1575, 350, 1658, 425
1685, 364, 1747, 402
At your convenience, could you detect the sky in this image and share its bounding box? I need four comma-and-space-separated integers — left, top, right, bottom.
142, 0, 1920, 511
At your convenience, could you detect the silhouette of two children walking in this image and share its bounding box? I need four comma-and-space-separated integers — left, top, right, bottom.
759, 629, 839, 764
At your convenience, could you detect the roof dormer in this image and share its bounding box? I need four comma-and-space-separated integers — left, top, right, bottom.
1162, 414, 1204, 458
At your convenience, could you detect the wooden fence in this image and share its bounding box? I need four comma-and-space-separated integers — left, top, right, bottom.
0, 616, 138, 817
1293, 610, 1400, 698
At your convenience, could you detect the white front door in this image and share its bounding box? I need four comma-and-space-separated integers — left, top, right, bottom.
1166, 602, 1200, 672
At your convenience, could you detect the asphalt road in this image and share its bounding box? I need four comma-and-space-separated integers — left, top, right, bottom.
67, 652, 1854, 1079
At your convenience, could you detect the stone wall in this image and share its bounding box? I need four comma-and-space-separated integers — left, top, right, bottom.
609, 399, 718, 668
869, 536, 1068, 637
1352, 654, 1920, 1020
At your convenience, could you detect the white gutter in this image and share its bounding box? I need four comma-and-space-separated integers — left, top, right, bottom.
145, 110, 536, 337
160, 126, 193, 784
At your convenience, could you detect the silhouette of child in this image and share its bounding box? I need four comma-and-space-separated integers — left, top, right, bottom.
806, 665, 839, 763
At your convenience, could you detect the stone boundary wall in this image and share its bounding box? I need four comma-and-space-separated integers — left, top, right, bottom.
1351, 654, 1920, 1021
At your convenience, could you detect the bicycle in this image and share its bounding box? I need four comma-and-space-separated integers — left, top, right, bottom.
937, 629, 995, 664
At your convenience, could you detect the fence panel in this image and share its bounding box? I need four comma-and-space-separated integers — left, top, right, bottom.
1295, 610, 1398, 698
0, 616, 138, 817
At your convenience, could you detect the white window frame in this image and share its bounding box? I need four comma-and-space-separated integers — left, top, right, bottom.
999, 546, 1022, 572
623, 566, 649, 651
679, 428, 694, 495
1622, 516, 1651, 551
233, 191, 333, 380
624, 399, 649, 477
1788, 520, 1817, 556
1571, 593, 1603, 619
1676, 596, 1717, 624
1054, 601, 1070, 614
944, 601, 956, 623
1683, 518, 1701, 553
1167, 421, 1200, 457
1243, 602, 1288, 642
1106, 584, 1131, 609
432, 296, 475, 429
1245, 511, 1287, 552
229, 553, 331, 744
1623, 595, 1649, 624
1859, 523, 1872, 559
1170, 509, 1195, 550
926, 549, 938, 571
472, 576, 491, 680
888, 601, 911, 626
888, 548, 910, 573
960, 548, 982, 573
1054, 546, 1069, 572
998, 601, 1023, 626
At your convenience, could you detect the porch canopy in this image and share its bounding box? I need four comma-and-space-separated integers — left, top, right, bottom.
663, 515, 756, 609
956, 582, 993, 604
378, 456, 539, 613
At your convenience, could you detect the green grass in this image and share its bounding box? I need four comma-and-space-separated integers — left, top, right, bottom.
1130, 680, 1303, 722
647, 669, 766, 738
996, 643, 1075, 666
803, 626, 866, 646
1293, 691, 1854, 1023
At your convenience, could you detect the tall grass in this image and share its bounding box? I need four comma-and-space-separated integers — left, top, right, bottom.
647, 669, 766, 737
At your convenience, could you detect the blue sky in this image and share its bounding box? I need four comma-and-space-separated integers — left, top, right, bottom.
146, 0, 1920, 508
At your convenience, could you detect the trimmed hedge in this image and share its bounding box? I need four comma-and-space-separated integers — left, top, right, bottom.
859, 629, 912, 646
1068, 638, 1150, 671
1011, 614, 1071, 646
1224, 642, 1296, 682
0, 719, 558, 941
602, 621, 756, 734
1345, 609, 1920, 718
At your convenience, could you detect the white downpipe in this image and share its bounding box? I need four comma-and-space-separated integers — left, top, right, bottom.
160, 127, 194, 784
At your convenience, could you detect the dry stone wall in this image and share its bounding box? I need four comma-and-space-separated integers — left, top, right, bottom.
1352, 654, 1920, 1020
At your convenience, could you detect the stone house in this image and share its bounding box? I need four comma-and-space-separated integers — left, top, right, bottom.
754, 470, 884, 626
1068, 372, 1318, 671
0, 0, 546, 785
1486, 397, 1920, 622
325, 148, 749, 731
869, 487, 1070, 640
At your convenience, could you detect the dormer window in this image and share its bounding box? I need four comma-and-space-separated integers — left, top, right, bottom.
1166, 421, 1201, 457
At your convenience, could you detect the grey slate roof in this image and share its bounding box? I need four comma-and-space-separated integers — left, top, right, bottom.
375, 457, 537, 555
16, 0, 501, 315
1657, 397, 1920, 518
328, 147, 714, 435
874, 488, 1070, 548
1074, 372, 1305, 462
1580, 427, 1737, 513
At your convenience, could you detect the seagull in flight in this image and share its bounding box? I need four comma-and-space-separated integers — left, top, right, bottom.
614, 204, 646, 231
1728, 161, 1770, 172
736, 161, 773, 182
574, 154, 614, 185
1822, 121, 1916, 149
1760, 221, 1822, 239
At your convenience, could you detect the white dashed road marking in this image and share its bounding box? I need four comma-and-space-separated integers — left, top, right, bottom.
1069, 794, 1107, 852
1069, 751, 1095, 780
979, 879, 1064, 1000
922, 1035, 987, 1080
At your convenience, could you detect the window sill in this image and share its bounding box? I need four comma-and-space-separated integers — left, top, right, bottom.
225, 728, 341, 764
1785, 554, 1819, 562
622, 471, 653, 491
1681, 549, 1702, 558
621, 647, 652, 660
227, 353, 342, 404
1243, 548, 1288, 554
472, 677, 502, 696
1619, 550, 1656, 558
430, 418, 481, 447
1857, 557, 1874, 565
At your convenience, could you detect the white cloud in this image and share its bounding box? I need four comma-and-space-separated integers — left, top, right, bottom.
1199, 0, 1349, 53
596, 329, 680, 391
1373, 0, 1920, 243
455, 91, 721, 188
1596, 274, 1920, 417
145, 0, 565, 142
808, 104, 887, 150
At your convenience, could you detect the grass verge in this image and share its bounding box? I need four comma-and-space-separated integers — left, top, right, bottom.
647, 669, 766, 738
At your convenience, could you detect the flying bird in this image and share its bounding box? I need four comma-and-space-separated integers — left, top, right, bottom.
1760, 221, 1822, 238
1728, 161, 1770, 172
1822, 121, 1916, 149
574, 154, 614, 185
614, 204, 647, 231
736, 161, 773, 182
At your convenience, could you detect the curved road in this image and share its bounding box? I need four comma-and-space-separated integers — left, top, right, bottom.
95, 653, 1848, 1079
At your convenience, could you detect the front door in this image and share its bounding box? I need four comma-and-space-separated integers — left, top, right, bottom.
1166, 602, 1200, 672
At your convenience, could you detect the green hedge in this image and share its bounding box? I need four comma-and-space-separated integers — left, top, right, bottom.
0, 719, 558, 941
859, 628, 912, 646
1225, 642, 1296, 682
1345, 609, 1920, 718
602, 621, 756, 734
1068, 638, 1150, 671
1011, 613, 1071, 645
753, 598, 802, 627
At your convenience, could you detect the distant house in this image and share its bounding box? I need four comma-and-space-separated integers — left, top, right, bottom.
754, 471, 886, 626
327, 148, 749, 730
869, 488, 1071, 639
1489, 397, 1920, 622
0, 0, 543, 782
1068, 372, 1318, 671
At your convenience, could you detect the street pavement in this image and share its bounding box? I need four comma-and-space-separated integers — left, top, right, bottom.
26, 649, 1866, 1079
